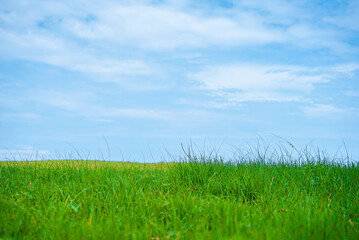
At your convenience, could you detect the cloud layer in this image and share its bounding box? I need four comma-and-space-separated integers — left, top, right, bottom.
189, 63, 359, 103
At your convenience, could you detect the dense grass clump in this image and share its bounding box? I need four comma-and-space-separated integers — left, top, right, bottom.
0, 153, 358, 239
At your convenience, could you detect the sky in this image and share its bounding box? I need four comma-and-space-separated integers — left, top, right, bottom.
1, 0, 359, 162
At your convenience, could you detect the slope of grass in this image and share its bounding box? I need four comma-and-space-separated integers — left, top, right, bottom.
0, 155, 358, 239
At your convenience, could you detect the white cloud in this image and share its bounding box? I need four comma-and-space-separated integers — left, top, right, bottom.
189, 63, 359, 103
302, 104, 357, 117
286, 24, 354, 54
1, 0, 356, 69
89, 108, 173, 120
190, 64, 327, 91
324, 1, 359, 31
211, 90, 302, 103
329, 63, 359, 74
32, 90, 213, 122
189, 64, 329, 102
1, 0, 332, 52
0, 29, 156, 77
237, 0, 304, 24
36, 91, 169, 120
83, 106, 212, 122
345, 90, 359, 97
62, 4, 284, 50
0, 147, 51, 161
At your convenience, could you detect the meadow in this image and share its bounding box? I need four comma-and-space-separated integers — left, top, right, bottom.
0, 146, 358, 239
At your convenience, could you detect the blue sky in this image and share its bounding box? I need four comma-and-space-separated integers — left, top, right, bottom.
1, 0, 359, 162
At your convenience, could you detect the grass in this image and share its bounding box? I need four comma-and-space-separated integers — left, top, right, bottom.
0, 146, 358, 239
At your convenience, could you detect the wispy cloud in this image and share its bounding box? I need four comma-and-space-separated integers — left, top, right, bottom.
345, 90, 359, 97
39, 92, 172, 120
329, 63, 359, 74
302, 104, 358, 117
190, 64, 328, 91
189, 64, 325, 103
30, 90, 214, 123
0, 146, 51, 161
1, 0, 354, 54
189, 63, 359, 103
0, 29, 156, 76
86, 5, 284, 50
324, 1, 359, 31
1, 0, 357, 98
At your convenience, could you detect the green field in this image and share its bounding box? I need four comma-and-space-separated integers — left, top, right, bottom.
0, 151, 358, 239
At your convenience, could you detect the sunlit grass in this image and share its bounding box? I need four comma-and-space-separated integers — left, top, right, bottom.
0, 145, 358, 239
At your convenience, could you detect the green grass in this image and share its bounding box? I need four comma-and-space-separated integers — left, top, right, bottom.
0, 150, 358, 239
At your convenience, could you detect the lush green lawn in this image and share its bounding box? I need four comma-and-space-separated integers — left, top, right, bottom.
0, 157, 358, 239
